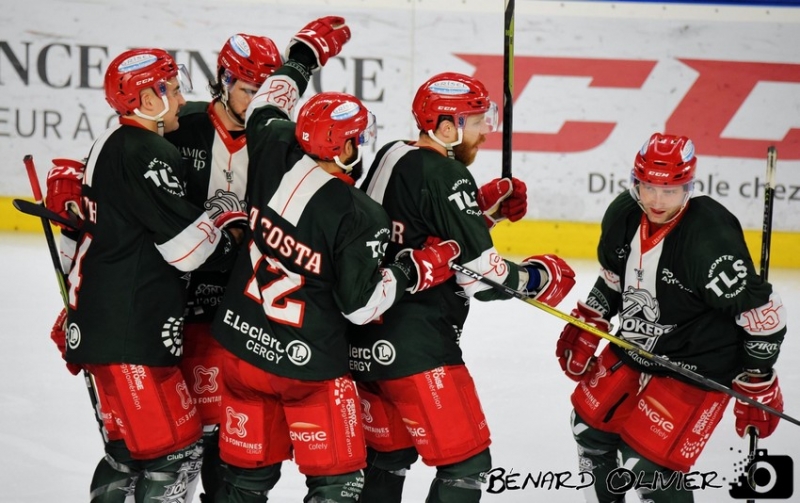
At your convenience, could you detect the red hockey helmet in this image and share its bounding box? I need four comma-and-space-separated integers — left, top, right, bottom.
632, 133, 697, 186
295, 92, 376, 168
104, 48, 191, 116
218, 34, 281, 87
412, 72, 498, 133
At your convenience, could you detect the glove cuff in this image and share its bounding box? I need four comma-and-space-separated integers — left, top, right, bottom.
734, 370, 777, 392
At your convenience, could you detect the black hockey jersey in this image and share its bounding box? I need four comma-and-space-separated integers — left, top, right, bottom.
66, 120, 239, 366
590, 191, 786, 384
211, 65, 411, 381
348, 140, 523, 382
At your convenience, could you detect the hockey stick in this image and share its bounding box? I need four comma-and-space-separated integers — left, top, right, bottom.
502, 0, 515, 179
759, 146, 776, 281
23, 156, 70, 307
450, 262, 800, 427
745, 145, 777, 502
22, 155, 108, 443
13, 198, 78, 230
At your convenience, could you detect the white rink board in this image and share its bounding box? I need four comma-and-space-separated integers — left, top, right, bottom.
1, 0, 799, 230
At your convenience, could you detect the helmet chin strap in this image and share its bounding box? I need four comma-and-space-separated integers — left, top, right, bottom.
220, 85, 245, 127
334, 145, 362, 173
133, 94, 170, 136
426, 128, 463, 159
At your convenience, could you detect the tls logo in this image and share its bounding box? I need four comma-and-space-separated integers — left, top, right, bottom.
144, 158, 185, 196
705, 255, 748, 298
365, 240, 388, 259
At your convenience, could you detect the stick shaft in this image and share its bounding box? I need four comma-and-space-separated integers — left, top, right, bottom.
502, 0, 515, 178
450, 262, 800, 427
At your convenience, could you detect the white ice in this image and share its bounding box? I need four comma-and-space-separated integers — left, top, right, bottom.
1, 232, 798, 502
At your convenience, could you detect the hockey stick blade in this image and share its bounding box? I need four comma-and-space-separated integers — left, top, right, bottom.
13, 198, 78, 230
450, 262, 800, 427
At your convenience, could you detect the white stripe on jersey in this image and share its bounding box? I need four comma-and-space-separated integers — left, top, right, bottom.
343, 268, 402, 325
456, 247, 511, 297
269, 156, 333, 226
364, 141, 417, 204
156, 212, 223, 272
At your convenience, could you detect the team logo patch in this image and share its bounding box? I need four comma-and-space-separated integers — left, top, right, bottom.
161, 316, 185, 356
67, 322, 81, 350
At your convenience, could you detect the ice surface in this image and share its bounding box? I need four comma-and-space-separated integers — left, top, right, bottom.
2, 232, 798, 502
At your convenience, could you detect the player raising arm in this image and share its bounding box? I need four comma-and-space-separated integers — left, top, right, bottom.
208, 17, 460, 503
163, 33, 282, 502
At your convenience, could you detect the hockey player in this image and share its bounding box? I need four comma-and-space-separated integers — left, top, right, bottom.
556, 133, 787, 502
163, 33, 282, 502
208, 18, 461, 503
348, 72, 577, 503
46, 48, 248, 503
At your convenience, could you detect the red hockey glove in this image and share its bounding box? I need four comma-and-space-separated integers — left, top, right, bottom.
214, 210, 248, 245
520, 254, 575, 307
399, 237, 461, 294
733, 371, 783, 438
477, 177, 527, 228
45, 158, 85, 230
286, 16, 351, 70
213, 210, 248, 230
556, 301, 609, 382
50, 308, 82, 376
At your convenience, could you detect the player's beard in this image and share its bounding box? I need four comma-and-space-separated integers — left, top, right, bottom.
453, 133, 486, 166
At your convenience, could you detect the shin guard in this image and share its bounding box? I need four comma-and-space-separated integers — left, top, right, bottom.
215, 462, 282, 503
426, 448, 491, 503
134, 440, 204, 503
305, 470, 364, 502
361, 447, 419, 503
